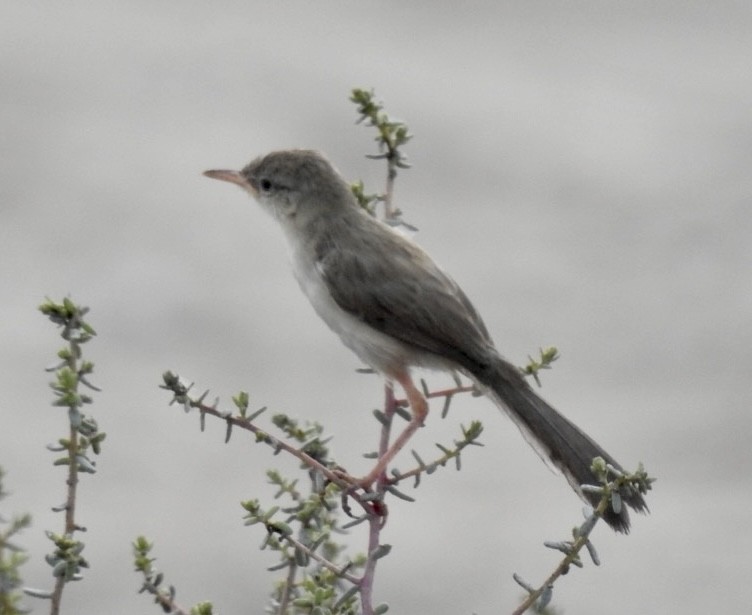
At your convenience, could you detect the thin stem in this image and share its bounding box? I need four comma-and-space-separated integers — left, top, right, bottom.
277, 560, 298, 613
146, 585, 189, 615
63, 423, 80, 535
359, 515, 381, 615
193, 400, 349, 490
281, 535, 359, 586
511, 496, 611, 615
376, 384, 397, 482
383, 161, 397, 220
393, 382, 476, 409
359, 384, 397, 614
50, 344, 81, 615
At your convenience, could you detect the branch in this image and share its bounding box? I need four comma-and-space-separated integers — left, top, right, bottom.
512, 460, 654, 613
132, 536, 199, 615
350, 88, 412, 221
37, 298, 104, 614
160, 372, 375, 506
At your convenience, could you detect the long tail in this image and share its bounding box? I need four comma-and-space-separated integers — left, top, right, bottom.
477, 359, 648, 532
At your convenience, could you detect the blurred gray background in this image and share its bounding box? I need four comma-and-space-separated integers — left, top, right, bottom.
1, 2, 750, 614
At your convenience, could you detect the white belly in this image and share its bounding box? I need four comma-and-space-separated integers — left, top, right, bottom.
288, 241, 423, 378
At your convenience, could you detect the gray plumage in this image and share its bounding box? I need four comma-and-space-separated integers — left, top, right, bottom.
205, 149, 648, 532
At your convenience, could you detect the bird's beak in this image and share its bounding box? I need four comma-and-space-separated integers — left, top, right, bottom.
203, 169, 256, 196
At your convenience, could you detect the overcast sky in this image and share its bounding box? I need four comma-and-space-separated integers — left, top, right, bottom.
1, 3, 750, 614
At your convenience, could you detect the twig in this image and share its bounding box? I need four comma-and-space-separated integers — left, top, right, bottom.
38, 298, 103, 614
512, 461, 653, 614
162, 372, 350, 491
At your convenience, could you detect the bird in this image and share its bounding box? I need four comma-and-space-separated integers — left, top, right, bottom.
203, 149, 647, 532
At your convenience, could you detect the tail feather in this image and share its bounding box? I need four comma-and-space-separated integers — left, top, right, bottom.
479, 360, 648, 532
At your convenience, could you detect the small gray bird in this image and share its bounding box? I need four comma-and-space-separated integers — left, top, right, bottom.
204, 149, 647, 532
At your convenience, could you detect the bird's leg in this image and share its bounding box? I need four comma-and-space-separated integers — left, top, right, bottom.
359, 372, 428, 488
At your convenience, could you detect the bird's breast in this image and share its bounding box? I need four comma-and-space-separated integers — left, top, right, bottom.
287, 242, 424, 378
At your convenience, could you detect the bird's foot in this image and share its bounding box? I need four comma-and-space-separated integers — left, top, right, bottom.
332, 468, 389, 524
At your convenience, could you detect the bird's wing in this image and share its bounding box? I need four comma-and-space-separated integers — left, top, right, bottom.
317, 218, 495, 374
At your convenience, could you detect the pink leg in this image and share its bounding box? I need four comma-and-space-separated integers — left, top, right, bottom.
359, 372, 428, 488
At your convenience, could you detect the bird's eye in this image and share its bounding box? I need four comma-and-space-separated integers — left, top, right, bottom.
259, 178, 273, 192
